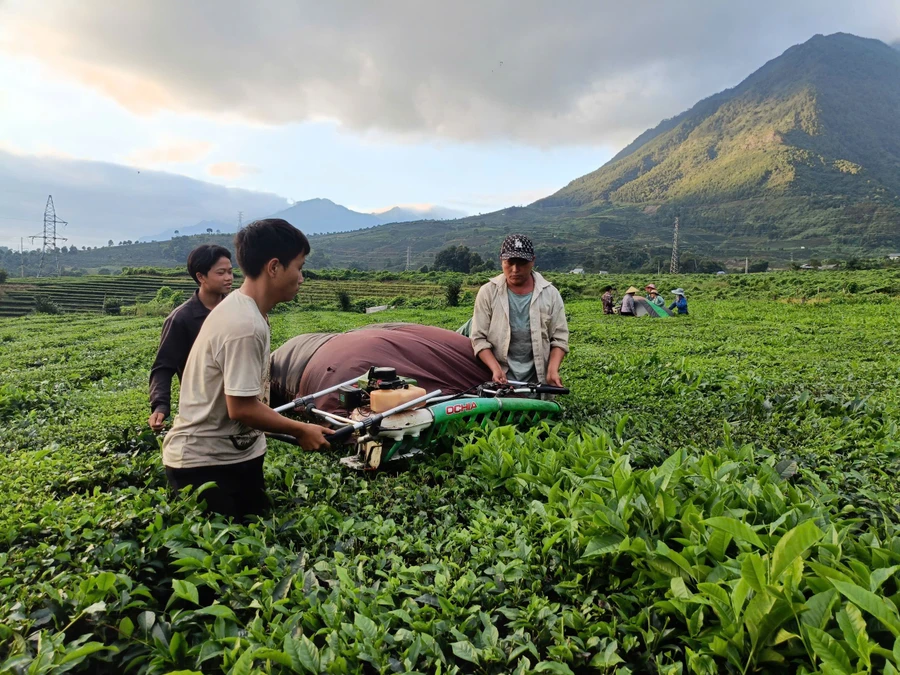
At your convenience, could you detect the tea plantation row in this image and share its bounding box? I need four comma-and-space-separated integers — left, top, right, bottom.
1, 293, 899, 673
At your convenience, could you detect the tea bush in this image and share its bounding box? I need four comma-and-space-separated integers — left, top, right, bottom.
1, 290, 899, 673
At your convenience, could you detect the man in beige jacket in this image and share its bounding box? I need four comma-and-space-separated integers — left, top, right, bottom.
471, 234, 569, 387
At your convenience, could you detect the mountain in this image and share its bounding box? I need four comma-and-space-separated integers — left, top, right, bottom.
537, 33, 900, 212
139, 220, 235, 242
137, 201, 469, 242
373, 205, 467, 223
307, 33, 900, 270
267, 198, 380, 234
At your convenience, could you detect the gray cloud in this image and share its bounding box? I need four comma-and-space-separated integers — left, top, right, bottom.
0, 150, 289, 246
3, 1, 899, 145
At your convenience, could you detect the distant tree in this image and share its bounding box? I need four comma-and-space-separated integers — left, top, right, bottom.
68, 246, 78, 256
419, 265, 429, 273
206, 228, 213, 234
808, 258, 822, 268
434, 245, 483, 273
0, 269, 8, 284
748, 260, 769, 273
108, 240, 114, 247
174, 230, 179, 235
337, 290, 353, 312
445, 280, 462, 307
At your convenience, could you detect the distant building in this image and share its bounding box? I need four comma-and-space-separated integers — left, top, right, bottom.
716, 271, 727, 275
569, 268, 585, 274
888, 253, 900, 260
597, 270, 609, 275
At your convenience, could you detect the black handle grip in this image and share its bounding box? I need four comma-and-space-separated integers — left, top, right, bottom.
328, 424, 359, 445
534, 385, 570, 395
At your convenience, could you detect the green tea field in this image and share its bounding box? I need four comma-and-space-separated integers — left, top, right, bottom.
1, 277, 900, 674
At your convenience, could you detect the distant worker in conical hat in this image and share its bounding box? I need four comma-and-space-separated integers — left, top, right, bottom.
669, 288, 689, 315
620, 286, 639, 316
645, 284, 665, 308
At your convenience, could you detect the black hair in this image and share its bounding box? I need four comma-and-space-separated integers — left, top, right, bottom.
234, 219, 310, 278
187, 244, 232, 285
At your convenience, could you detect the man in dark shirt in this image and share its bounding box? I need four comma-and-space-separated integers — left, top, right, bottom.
148, 244, 233, 431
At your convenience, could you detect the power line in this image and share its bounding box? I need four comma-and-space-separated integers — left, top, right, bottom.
29, 195, 68, 277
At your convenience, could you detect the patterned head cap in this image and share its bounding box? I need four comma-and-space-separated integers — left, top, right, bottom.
499, 234, 535, 262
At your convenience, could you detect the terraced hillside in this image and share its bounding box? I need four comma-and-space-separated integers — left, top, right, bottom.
0, 276, 447, 317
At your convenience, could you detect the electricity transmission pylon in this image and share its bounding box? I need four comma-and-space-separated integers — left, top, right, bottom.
30, 195, 68, 277
669, 217, 680, 275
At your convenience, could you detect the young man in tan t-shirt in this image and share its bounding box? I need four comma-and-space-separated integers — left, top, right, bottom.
162, 219, 332, 520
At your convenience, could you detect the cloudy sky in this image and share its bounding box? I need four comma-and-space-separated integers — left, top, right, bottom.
1, 0, 898, 246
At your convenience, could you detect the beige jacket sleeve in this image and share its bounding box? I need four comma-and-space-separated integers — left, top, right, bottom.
471, 284, 496, 356
548, 288, 570, 353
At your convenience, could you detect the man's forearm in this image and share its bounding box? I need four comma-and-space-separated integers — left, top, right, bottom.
228, 397, 311, 435
477, 349, 502, 373
149, 369, 175, 415
548, 347, 565, 373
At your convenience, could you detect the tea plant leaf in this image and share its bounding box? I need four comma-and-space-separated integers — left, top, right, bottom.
805, 626, 852, 675
195, 605, 236, 620
580, 534, 624, 560
703, 516, 764, 549
706, 528, 732, 561
832, 580, 900, 637
94, 571, 116, 592
481, 622, 499, 649
451, 640, 480, 664
285, 635, 320, 673
57, 643, 114, 666
354, 612, 378, 641
172, 579, 199, 605
589, 640, 624, 667
137, 610, 155, 633
671, 577, 693, 601
535, 661, 575, 674
229, 647, 255, 675
688, 607, 704, 637
741, 552, 767, 592
771, 520, 823, 581
801, 589, 838, 630
118, 617, 134, 638
836, 604, 867, 660
870, 565, 900, 592
253, 647, 294, 668
744, 591, 776, 650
